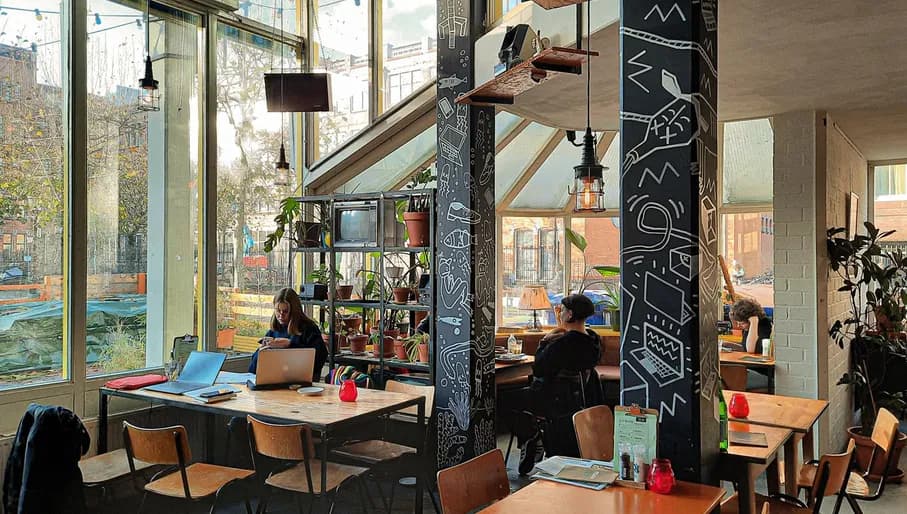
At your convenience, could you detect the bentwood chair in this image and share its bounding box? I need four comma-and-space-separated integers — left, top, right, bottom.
437, 449, 509, 514
122, 422, 254, 514
798, 408, 899, 514
80, 448, 155, 510
572, 405, 615, 461
247, 415, 369, 514
722, 458, 835, 514
331, 380, 439, 513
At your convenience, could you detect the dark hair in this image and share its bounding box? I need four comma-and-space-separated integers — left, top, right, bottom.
561, 294, 596, 321
271, 288, 317, 335
730, 298, 766, 322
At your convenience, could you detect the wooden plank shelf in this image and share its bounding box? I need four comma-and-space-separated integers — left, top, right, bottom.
531, 0, 584, 9
455, 47, 598, 107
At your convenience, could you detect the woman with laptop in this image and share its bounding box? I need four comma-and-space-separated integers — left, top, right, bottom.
248, 288, 327, 381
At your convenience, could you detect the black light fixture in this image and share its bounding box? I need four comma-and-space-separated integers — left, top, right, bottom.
137, 0, 159, 112
273, 4, 291, 182
568, 0, 605, 212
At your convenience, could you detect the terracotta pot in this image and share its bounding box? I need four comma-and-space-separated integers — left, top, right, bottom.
403, 211, 430, 247
379, 336, 396, 358
414, 310, 428, 328
848, 426, 906, 482
336, 285, 354, 300
349, 334, 368, 353
392, 287, 412, 303
393, 339, 408, 360
417, 343, 429, 363
341, 316, 362, 333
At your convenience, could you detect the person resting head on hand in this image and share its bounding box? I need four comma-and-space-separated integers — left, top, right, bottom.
248, 287, 327, 377
730, 298, 773, 355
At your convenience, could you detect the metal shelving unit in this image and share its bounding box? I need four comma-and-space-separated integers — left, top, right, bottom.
293, 191, 436, 387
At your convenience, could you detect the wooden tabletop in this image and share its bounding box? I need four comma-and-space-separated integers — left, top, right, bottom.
719, 351, 775, 368
495, 355, 535, 371
724, 391, 828, 433
101, 384, 423, 431
478, 479, 724, 514
725, 421, 791, 464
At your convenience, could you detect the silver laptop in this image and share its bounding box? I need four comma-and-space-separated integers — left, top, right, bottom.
145, 351, 226, 394
247, 348, 315, 390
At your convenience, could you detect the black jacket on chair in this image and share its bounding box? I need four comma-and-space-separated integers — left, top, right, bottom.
3, 403, 90, 514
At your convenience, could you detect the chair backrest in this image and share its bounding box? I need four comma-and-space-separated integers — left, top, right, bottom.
720, 364, 748, 391
871, 407, 899, 452
809, 439, 855, 501
573, 405, 614, 461
437, 449, 509, 514
122, 421, 191, 465
385, 380, 436, 417
247, 415, 314, 461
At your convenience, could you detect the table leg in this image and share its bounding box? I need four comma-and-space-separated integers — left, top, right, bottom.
205, 412, 216, 462
415, 399, 425, 514
784, 434, 804, 496
98, 390, 109, 454
321, 429, 329, 495
768, 367, 775, 395
737, 464, 757, 514
766, 458, 781, 495
803, 427, 816, 462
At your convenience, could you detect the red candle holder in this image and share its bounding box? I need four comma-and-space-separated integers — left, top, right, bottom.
647, 458, 675, 494
729, 393, 750, 418
339, 379, 358, 402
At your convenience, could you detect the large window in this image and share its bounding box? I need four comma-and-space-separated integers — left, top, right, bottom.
85, 2, 202, 376
501, 217, 564, 326
873, 164, 907, 241
568, 217, 620, 294
216, 25, 297, 355
0, 1, 64, 389
312, 0, 370, 157
381, 0, 435, 112
722, 212, 774, 307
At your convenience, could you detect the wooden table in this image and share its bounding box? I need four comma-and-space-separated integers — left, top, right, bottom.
495, 355, 535, 386
725, 390, 829, 495
478, 478, 724, 513
720, 421, 792, 514
719, 351, 776, 393
98, 384, 426, 512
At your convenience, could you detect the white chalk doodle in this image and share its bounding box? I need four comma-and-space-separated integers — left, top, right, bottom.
623, 70, 697, 172
447, 201, 480, 225
439, 96, 454, 118
700, 195, 717, 245
629, 322, 685, 387
626, 49, 652, 93
439, 75, 467, 90
442, 228, 474, 249
638, 161, 680, 188
658, 393, 688, 419
669, 245, 697, 281
440, 125, 467, 166
644, 272, 693, 325
438, 0, 467, 50
645, 3, 686, 23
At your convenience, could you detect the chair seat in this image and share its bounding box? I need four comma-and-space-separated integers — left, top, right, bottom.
145, 462, 254, 499
266, 459, 368, 494
496, 375, 530, 387
80, 448, 152, 485
797, 462, 871, 496
332, 440, 416, 464
721, 493, 809, 514
595, 365, 620, 382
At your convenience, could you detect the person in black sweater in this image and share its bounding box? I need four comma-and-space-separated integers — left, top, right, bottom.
730, 298, 773, 355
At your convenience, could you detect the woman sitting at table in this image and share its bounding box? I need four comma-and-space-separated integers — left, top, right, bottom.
730, 298, 773, 355
248, 287, 327, 380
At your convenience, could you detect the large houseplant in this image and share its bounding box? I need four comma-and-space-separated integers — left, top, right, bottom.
827, 222, 907, 480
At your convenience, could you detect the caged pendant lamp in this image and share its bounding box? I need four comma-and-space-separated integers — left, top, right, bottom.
137, 0, 159, 112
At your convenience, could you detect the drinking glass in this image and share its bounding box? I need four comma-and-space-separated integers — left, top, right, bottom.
648, 458, 675, 494
508, 338, 523, 355
729, 393, 750, 418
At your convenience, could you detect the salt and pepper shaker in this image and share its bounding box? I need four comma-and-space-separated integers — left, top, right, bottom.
619, 443, 633, 480
633, 444, 647, 482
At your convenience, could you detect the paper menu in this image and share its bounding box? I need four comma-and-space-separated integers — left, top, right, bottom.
612, 405, 658, 471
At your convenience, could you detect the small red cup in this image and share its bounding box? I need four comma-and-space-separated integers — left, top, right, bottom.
729, 393, 750, 418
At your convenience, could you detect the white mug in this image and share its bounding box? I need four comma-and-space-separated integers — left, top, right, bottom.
761, 338, 771, 357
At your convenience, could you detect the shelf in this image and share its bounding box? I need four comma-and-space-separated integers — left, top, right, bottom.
299, 299, 329, 307
530, 0, 583, 9
335, 300, 383, 309
292, 246, 430, 254
385, 303, 431, 312
333, 353, 430, 372
455, 47, 598, 107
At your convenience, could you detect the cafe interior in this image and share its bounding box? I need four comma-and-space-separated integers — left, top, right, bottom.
1, 0, 907, 513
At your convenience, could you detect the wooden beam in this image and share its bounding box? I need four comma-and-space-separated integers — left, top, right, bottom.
498, 129, 564, 211
561, 131, 617, 213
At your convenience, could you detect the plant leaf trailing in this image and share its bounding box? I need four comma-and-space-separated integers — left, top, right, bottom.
263, 198, 329, 253
827, 221, 907, 435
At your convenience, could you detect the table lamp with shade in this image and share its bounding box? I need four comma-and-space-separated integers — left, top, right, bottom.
519, 285, 551, 332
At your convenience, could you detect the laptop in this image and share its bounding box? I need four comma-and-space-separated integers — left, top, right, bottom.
145, 351, 226, 394
247, 348, 315, 390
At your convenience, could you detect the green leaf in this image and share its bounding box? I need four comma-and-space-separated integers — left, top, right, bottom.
565, 227, 587, 252
593, 265, 620, 278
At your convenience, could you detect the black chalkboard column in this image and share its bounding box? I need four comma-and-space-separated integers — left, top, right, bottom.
435, 0, 496, 469
619, 1, 721, 482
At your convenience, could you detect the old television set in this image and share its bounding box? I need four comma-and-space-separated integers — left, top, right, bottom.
333, 201, 378, 248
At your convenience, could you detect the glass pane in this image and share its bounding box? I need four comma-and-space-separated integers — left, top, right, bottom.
495, 124, 559, 206
85, 2, 202, 376
217, 26, 297, 356
723, 118, 773, 204
381, 0, 436, 112
236, 0, 299, 35
873, 164, 907, 236
0, 0, 64, 389
313, 0, 370, 157
500, 217, 565, 326
510, 135, 575, 210
338, 125, 437, 193
603, 132, 620, 210
568, 217, 620, 298
721, 212, 774, 308
503, 0, 521, 15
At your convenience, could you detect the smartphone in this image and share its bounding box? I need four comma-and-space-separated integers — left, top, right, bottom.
200, 388, 232, 398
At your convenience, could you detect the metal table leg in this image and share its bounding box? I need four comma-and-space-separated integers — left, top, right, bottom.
98, 390, 109, 453
415, 398, 425, 514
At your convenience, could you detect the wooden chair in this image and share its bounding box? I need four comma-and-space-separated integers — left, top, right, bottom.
720, 364, 749, 391
80, 448, 155, 507
722, 459, 834, 514
247, 415, 369, 514
572, 405, 614, 461
122, 422, 254, 514
436, 449, 509, 514
800, 408, 899, 514
331, 380, 438, 513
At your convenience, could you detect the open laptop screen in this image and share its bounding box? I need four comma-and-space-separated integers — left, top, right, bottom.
178, 351, 226, 385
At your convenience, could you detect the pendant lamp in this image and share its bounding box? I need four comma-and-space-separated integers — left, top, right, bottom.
137, 0, 159, 112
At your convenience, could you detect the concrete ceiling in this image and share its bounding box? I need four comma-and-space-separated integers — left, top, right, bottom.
503, 0, 907, 161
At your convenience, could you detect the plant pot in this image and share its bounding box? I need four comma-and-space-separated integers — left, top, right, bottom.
608, 309, 620, 332
336, 285, 354, 300
393, 339, 408, 360
392, 287, 412, 303
414, 310, 428, 328
848, 426, 906, 482
349, 334, 368, 353
417, 343, 429, 363
379, 337, 396, 358
295, 221, 322, 248
341, 316, 362, 333
403, 211, 430, 247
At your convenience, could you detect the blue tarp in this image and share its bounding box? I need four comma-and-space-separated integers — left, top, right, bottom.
0, 295, 147, 331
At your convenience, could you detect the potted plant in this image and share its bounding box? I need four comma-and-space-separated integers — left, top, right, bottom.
403, 332, 430, 363
338, 310, 362, 333
393, 337, 408, 360
397, 168, 435, 247
827, 222, 907, 481
603, 283, 621, 332
264, 198, 329, 252
336, 283, 354, 300
349, 333, 369, 353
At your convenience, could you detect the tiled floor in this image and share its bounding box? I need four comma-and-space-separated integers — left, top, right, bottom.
127, 428, 905, 513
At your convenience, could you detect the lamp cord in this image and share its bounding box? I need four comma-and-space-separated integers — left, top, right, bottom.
586, 0, 591, 132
